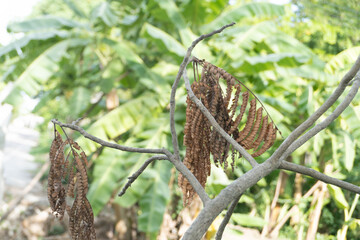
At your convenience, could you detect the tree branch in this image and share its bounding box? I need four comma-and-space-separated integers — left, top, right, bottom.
215, 194, 242, 240
182, 69, 258, 167
268, 55, 360, 164
183, 160, 275, 239
118, 155, 169, 197
169, 22, 235, 161
279, 161, 360, 194
51, 119, 165, 154
52, 119, 211, 205
162, 148, 211, 205
280, 77, 360, 160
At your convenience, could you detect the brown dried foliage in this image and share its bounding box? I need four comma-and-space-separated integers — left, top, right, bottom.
48, 129, 96, 240
179, 59, 279, 205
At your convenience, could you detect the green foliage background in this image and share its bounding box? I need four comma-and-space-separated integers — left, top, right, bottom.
1, 0, 359, 239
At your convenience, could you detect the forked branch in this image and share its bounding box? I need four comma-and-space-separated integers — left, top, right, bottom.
183, 69, 258, 167
280, 76, 360, 161
268, 55, 360, 163
170, 22, 236, 162
118, 155, 169, 197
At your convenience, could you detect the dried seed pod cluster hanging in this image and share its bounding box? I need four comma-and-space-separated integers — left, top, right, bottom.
48, 128, 96, 240
179, 58, 279, 205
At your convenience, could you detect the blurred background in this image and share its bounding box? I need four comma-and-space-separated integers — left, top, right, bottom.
0, 0, 360, 239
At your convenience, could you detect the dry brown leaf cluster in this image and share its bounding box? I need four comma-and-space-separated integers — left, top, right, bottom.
179, 59, 278, 205
48, 129, 96, 240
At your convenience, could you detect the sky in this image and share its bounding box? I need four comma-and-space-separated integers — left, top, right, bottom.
0, 0, 41, 45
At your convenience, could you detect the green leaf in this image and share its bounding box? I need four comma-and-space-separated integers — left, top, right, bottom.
207, 165, 232, 186
151, 61, 179, 77
107, 39, 153, 78
330, 133, 339, 164
69, 87, 91, 117
298, 84, 314, 114
4, 39, 89, 103
88, 146, 156, 215
155, 0, 186, 29
63, 0, 87, 18
234, 53, 309, 74
116, 117, 169, 192
110, 40, 143, 64
313, 131, 325, 156
114, 172, 154, 208
265, 31, 314, 56
102, 58, 124, 80
88, 116, 169, 217
234, 21, 278, 50
202, 2, 285, 32
342, 132, 355, 171
328, 185, 349, 209
306, 85, 314, 115
231, 213, 267, 227
342, 105, 360, 139
257, 95, 296, 113
87, 149, 129, 215
325, 46, 360, 74
153, 0, 213, 60
0, 31, 69, 57
142, 23, 186, 57
7, 16, 85, 33
138, 161, 172, 233
289, 67, 333, 83
121, 15, 138, 25
91, 2, 118, 27
77, 94, 163, 154
32, 89, 61, 113
1, 65, 16, 82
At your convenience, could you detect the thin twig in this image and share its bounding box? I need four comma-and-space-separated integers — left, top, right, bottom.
279, 161, 360, 194
183, 70, 258, 167
169, 22, 236, 161
118, 155, 168, 196
215, 194, 242, 240
0, 161, 50, 223
52, 119, 211, 205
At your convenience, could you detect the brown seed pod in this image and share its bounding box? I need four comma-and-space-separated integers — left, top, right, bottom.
48, 130, 67, 219
179, 58, 280, 206
48, 127, 96, 239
